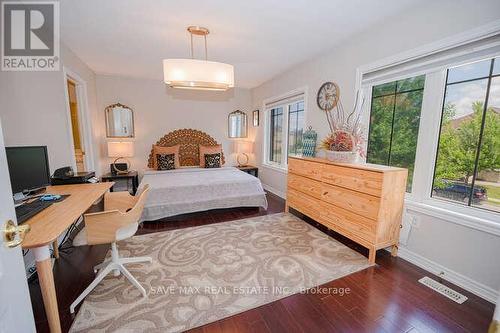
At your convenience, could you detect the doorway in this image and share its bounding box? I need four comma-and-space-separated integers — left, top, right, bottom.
66, 80, 85, 172
63, 68, 95, 174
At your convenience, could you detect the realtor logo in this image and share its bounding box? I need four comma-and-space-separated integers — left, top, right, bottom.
1, 1, 60, 71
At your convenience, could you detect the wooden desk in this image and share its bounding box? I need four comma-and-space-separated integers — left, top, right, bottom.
22, 183, 113, 333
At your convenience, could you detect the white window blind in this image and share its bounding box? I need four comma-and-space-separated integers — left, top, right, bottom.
362, 34, 500, 85
265, 92, 305, 109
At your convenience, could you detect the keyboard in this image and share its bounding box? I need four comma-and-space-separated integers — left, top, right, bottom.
16, 199, 53, 224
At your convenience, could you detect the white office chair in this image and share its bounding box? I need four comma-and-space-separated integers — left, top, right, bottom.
70, 185, 151, 314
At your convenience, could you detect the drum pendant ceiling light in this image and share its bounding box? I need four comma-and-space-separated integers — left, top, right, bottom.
163, 26, 234, 91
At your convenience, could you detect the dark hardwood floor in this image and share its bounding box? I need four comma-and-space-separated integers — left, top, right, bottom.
29, 191, 494, 333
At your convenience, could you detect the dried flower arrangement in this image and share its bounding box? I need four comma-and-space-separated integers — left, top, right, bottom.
320, 131, 354, 151
321, 88, 366, 162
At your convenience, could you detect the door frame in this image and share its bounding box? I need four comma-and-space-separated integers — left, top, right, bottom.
62, 67, 95, 173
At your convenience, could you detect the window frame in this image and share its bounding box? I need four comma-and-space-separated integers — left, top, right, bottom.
268, 106, 285, 165
287, 100, 306, 157
354, 24, 500, 236
431, 58, 500, 211
262, 89, 307, 171
361, 56, 500, 233
366, 75, 426, 193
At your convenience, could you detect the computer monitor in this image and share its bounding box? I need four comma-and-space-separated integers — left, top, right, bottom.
6, 146, 51, 195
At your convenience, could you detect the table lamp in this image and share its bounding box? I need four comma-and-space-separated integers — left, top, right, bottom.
108, 141, 134, 174
234, 140, 253, 167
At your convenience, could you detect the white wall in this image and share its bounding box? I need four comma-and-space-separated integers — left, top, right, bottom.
95, 75, 253, 174
0, 43, 100, 174
0, 50, 253, 269
0, 43, 101, 273
251, 0, 500, 302
403, 210, 500, 294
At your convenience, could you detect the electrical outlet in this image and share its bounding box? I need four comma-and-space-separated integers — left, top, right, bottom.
410, 216, 420, 228
399, 211, 413, 246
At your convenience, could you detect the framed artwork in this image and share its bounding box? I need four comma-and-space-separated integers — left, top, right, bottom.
252, 110, 259, 127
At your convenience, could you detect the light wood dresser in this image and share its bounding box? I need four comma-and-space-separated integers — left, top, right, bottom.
286, 156, 407, 264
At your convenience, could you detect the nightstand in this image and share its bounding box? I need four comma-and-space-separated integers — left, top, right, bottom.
101, 171, 139, 194
236, 165, 258, 177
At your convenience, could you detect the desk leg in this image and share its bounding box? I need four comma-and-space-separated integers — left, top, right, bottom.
52, 240, 59, 259
33, 246, 61, 333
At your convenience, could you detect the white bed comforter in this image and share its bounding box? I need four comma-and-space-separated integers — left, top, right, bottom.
138, 167, 268, 221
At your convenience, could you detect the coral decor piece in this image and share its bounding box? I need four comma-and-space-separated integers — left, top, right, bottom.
318, 85, 367, 160
321, 130, 354, 152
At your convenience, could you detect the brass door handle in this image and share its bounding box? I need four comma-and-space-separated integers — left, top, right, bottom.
3, 220, 30, 248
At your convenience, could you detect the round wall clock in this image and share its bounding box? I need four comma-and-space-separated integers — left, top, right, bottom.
317, 81, 340, 111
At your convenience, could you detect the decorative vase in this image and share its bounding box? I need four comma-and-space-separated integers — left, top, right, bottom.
325, 150, 357, 163
302, 126, 318, 157
321, 130, 358, 163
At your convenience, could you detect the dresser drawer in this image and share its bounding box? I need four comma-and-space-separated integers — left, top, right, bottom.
321, 183, 380, 220
288, 158, 322, 181
319, 201, 376, 243
287, 188, 321, 219
322, 164, 383, 197
287, 173, 322, 199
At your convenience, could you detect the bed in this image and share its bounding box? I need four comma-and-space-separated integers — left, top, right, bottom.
138, 129, 268, 222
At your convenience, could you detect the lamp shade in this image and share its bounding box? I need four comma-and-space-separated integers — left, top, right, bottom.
163, 59, 234, 91
107, 141, 134, 158
234, 140, 253, 154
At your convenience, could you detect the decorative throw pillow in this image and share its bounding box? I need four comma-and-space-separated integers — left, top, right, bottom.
204, 153, 221, 168
152, 144, 180, 169
156, 153, 176, 170
199, 144, 222, 167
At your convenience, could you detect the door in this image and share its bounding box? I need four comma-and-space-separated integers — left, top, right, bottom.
0, 119, 36, 332
67, 80, 85, 172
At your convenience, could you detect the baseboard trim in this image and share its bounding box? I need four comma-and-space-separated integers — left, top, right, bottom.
262, 184, 286, 199
395, 246, 498, 304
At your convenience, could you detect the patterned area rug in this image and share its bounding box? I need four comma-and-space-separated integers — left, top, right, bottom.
70, 213, 370, 332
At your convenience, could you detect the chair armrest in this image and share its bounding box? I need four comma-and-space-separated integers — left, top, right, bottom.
104, 191, 137, 212
84, 210, 131, 245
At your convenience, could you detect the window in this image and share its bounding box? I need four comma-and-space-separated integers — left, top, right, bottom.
265, 98, 305, 168
269, 107, 284, 163
367, 75, 425, 192
359, 35, 500, 227
432, 57, 500, 213
288, 101, 305, 157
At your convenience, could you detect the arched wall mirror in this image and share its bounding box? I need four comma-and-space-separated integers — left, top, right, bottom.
105, 103, 135, 138
228, 110, 247, 138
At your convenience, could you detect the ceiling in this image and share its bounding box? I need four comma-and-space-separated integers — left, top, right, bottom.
60, 0, 421, 88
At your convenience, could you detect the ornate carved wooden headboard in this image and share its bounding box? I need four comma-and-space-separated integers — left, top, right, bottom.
148, 129, 225, 168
